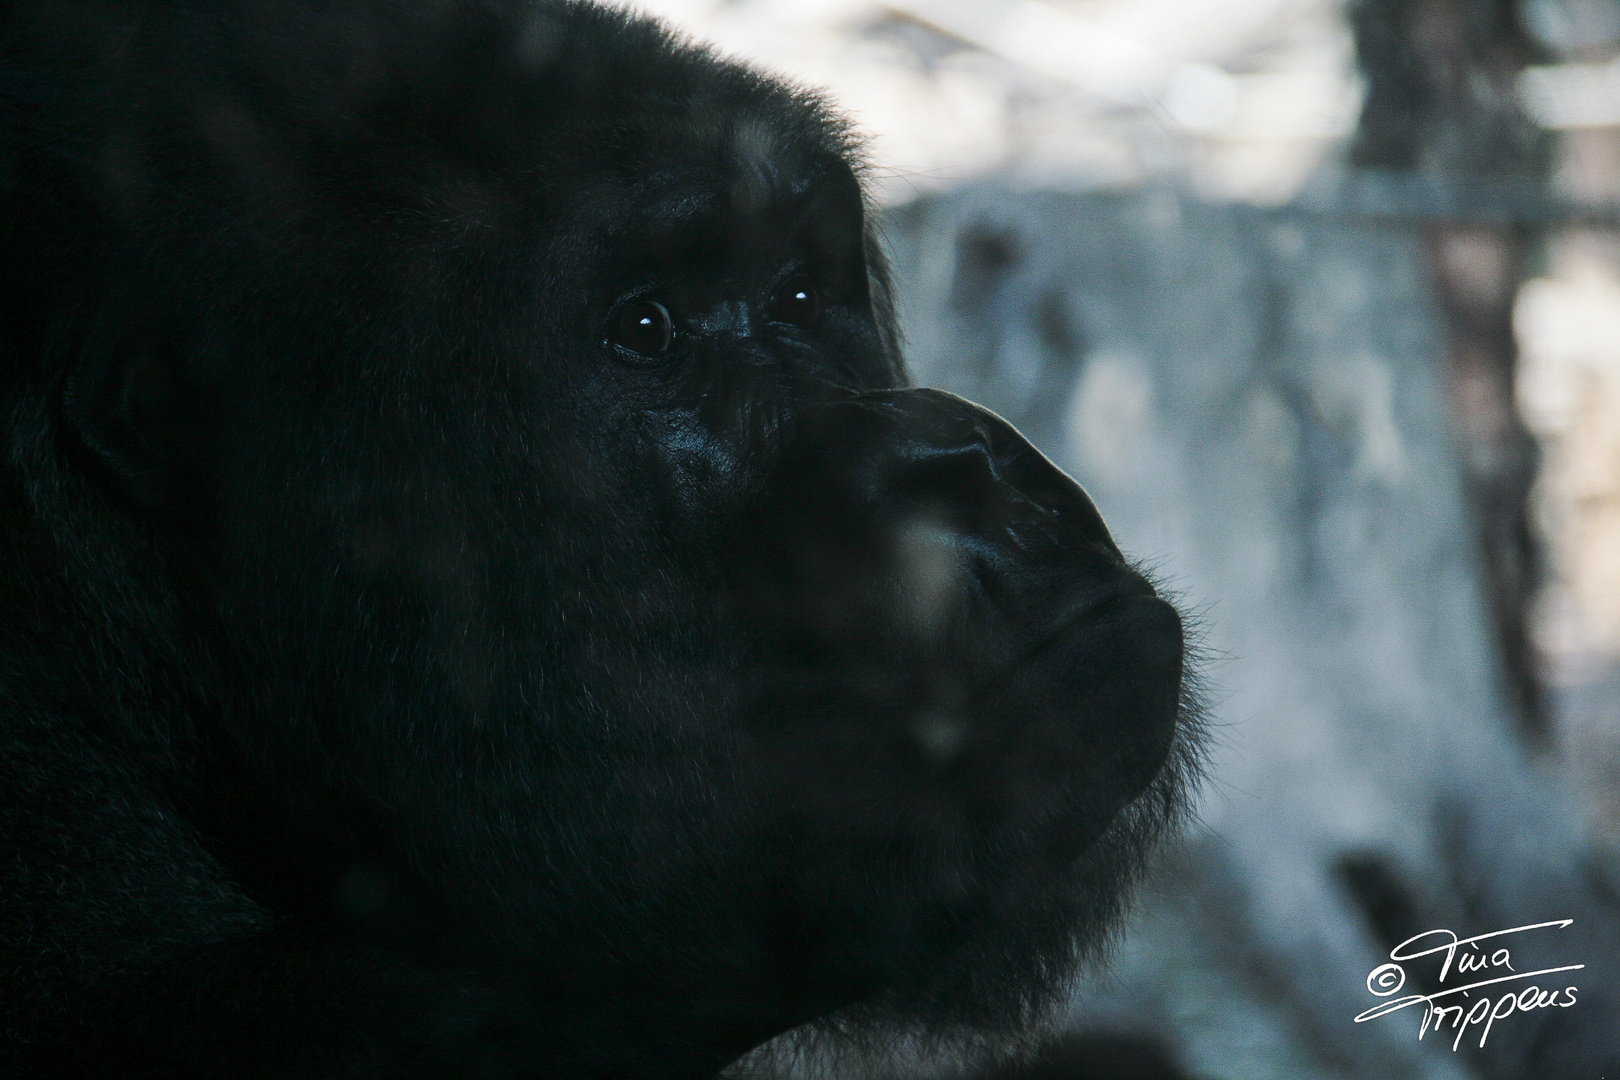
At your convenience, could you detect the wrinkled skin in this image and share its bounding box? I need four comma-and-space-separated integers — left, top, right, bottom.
0, 1, 1198, 1077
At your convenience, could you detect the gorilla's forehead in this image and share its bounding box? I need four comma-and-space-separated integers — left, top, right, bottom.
12, 1, 855, 243
332, 4, 849, 185
574, 154, 858, 259
488, 38, 857, 235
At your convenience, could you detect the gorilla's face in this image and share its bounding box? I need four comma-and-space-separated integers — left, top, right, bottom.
28, 1, 1195, 1072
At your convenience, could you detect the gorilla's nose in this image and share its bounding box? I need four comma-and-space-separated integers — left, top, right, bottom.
788, 388, 1123, 570
748, 389, 1178, 683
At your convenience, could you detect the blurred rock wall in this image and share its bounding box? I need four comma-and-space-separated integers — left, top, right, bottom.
870, 187, 1620, 1080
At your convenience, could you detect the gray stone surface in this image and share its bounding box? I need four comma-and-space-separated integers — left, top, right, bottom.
865, 187, 1620, 1079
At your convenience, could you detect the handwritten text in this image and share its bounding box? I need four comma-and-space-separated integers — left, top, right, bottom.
1354, 920, 1583, 1051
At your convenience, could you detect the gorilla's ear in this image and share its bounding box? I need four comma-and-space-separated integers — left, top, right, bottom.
59, 307, 184, 511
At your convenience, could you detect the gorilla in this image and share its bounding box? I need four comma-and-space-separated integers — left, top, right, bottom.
0, 1, 1200, 1077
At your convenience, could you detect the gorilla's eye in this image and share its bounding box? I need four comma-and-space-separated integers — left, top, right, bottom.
769, 274, 822, 328
608, 300, 674, 358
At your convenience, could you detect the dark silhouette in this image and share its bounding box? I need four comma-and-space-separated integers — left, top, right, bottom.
0, 2, 1200, 1076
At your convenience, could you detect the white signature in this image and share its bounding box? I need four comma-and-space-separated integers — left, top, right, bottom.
1354, 919, 1584, 1052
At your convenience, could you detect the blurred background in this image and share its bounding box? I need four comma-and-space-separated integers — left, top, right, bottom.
607, 3, 1620, 1078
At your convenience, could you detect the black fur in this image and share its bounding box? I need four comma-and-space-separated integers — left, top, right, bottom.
0, 2, 1200, 1077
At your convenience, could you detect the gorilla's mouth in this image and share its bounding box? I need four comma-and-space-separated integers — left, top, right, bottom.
969, 587, 1186, 864
743, 583, 1186, 858
749, 574, 1195, 1036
